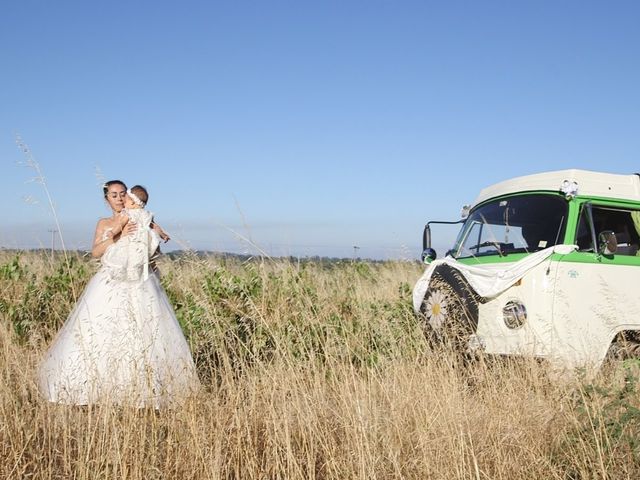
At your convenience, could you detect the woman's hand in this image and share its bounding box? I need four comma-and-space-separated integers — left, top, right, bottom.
121, 222, 138, 236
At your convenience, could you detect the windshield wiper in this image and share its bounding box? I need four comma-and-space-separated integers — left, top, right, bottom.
468, 241, 507, 256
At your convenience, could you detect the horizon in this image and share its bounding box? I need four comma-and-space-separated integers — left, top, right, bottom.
0, 246, 418, 263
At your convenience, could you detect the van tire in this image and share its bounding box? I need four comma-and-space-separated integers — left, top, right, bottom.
418, 264, 483, 351
605, 331, 640, 362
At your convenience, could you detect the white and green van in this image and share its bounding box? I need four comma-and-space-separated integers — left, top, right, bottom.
413, 169, 640, 371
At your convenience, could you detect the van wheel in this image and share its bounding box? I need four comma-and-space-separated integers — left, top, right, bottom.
600, 332, 640, 383
605, 332, 640, 362
419, 264, 482, 351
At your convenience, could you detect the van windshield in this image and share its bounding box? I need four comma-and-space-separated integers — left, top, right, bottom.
452, 194, 568, 259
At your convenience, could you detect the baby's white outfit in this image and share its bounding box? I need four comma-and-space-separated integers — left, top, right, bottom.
102, 209, 160, 282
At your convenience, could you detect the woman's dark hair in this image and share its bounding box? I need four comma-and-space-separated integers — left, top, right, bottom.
103, 180, 127, 198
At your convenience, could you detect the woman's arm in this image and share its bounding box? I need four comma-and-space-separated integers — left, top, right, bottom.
109, 212, 130, 237
91, 218, 117, 258
91, 215, 132, 258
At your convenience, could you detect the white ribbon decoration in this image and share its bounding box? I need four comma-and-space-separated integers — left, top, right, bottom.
412, 244, 578, 313
127, 189, 145, 206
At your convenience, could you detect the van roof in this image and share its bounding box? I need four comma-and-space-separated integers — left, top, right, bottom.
473, 169, 640, 207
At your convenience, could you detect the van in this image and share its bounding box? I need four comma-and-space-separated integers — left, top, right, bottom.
413, 169, 640, 371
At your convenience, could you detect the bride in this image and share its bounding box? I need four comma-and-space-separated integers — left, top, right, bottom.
37, 180, 199, 408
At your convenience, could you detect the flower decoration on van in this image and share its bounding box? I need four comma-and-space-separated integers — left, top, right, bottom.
425, 290, 448, 329
560, 179, 579, 199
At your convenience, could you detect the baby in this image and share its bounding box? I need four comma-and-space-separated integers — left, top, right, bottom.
102, 185, 166, 282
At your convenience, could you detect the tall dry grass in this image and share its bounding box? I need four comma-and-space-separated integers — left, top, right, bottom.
1, 250, 639, 479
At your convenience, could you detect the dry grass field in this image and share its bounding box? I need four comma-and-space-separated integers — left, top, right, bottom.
1, 250, 639, 479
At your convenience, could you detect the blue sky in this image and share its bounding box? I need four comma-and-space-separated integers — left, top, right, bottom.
2, 1, 640, 259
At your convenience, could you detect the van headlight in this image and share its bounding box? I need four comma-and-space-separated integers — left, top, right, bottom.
503, 301, 527, 329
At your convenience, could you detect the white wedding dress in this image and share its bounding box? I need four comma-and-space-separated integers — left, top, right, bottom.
38, 216, 199, 408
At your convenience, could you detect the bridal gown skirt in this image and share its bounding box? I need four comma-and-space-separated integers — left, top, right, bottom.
38, 267, 200, 408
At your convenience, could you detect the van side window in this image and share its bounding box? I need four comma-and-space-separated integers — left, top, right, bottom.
576, 205, 640, 255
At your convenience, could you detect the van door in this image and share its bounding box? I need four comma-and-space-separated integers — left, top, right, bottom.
552, 202, 640, 368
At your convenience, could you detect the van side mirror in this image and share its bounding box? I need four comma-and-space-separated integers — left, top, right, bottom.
421, 248, 437, 264
598, 230, 617, 255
